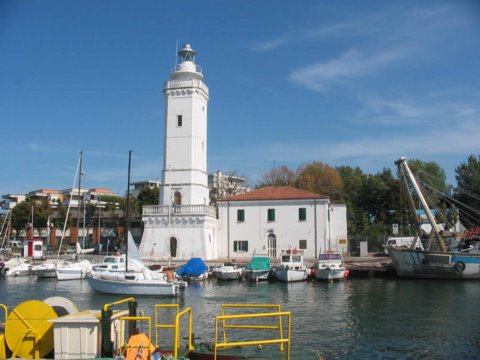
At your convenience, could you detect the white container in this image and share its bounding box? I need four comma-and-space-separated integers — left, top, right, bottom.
50, 309, 127, 359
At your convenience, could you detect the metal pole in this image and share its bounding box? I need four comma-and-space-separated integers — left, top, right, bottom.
125, 151, 132, 272
77, 150, 83, 244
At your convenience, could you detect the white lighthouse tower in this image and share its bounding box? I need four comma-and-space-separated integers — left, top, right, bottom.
160, 43, 209, 206
140, 44, 218, 261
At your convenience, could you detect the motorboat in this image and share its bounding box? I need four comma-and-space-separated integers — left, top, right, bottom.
212, 264, 244, 280
56, 259, 93, 280
244, 255, 271, 281
176, 257, 210, 281
91, 253, 127, 272
32, 259, 68, 278
3, 258, 32, 277
315, 252, 347, 281
275, 249, 309, 282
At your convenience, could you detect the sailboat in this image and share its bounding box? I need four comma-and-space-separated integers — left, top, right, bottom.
86, 151, 186, 296
387, 157, 480, 280
32, 151, 93, 279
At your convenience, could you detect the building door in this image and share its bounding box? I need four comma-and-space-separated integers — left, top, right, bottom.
267, 234, 277, 258
170, 237, 177, 257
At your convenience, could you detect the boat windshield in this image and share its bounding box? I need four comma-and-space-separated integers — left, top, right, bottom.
319, 254, 342, 260
103, 256, 122, 263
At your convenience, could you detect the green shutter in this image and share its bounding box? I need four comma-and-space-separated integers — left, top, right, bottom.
234, 241, 237, 251
299, 208, 306, 221
237, 209, 245, 222
268, 208, 275, 221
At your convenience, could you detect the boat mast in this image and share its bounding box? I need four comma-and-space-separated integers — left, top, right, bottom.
395, 157, 447, 252
125, 150, 132, 272
77, 150, 83, 246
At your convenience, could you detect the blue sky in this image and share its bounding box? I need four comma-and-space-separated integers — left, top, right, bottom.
1, 0, 479, 196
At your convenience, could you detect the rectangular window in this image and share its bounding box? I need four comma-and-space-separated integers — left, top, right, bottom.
177, 115, 183, 127
237, 209, 245, 222
299, 240, 307, 249
233, 240, 248, 252
267, 208, 275, 222
299, 207, 307, 221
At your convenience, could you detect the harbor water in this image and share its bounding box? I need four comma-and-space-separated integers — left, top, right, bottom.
0, 276, 479, 359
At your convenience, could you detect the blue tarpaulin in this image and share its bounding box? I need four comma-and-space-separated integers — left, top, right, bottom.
177, 257, 208, 276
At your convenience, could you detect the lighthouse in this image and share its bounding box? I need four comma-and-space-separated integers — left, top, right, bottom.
140, 44, 218, 261
161, 43, 209, 206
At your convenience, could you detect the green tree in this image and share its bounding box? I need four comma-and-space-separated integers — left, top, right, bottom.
454, 154, 480, 227
137, 187, 159, 214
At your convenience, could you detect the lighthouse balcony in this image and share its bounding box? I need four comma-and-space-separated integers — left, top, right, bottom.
142, 204, 216, 217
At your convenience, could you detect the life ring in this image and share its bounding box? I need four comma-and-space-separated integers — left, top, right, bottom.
454, 261, 466, 272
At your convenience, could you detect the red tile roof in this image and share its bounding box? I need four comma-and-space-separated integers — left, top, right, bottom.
220, 186, 328, 201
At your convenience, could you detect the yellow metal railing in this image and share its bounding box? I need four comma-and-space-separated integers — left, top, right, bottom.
215, 304, 291, 360
103, 297, 135, 312
153, 304, 194, 359
119, 316, 152, 350
154, 304, 179, 347
0, 304, 7, 325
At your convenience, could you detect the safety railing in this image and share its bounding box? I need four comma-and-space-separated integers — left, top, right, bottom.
154, 304, 194, 359
119, 315, 153, 358
215, 303, 291, 360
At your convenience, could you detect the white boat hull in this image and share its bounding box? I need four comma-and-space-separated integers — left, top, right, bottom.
86, 274, 182, 296
275, 269, 308, 282
388, 247, 480, 280
56, 266, 90, 280
244, 269, 270, 281
315, 268, 346, 281
213, 266, 243, 280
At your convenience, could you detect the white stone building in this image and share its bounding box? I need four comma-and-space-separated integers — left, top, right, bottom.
140, 43, 348, 261
217, 186, 348, 259
140, 44, 218, 261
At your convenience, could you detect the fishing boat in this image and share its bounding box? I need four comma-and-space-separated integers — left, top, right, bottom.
86, 152, 186, 296
315, 252, 347, 281
274, 248, 309, 282
0, 296, 295, 360
244, 254, 271, 281
387, 157, 480, 280
212, 263, 244, 280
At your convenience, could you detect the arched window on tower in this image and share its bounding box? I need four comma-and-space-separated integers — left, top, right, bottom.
174, 191, 182, 206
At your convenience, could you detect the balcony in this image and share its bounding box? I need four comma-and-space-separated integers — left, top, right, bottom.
143, 205, 217, 218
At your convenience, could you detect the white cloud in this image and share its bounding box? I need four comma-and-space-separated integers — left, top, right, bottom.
289, 47, 408, 92
251, 36, 292, 52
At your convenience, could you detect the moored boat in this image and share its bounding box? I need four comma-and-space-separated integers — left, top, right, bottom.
315, 252, 347, 281
244, 254, 271, 281
275, 249, 309, 282
212, 264, 244, 280
2, 258, 32, 277
388, 157, 480, 280
176, 257, 210, 281
56, 259, 93, 280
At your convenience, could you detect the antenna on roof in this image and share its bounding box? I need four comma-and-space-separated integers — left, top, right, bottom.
174, 40, 178, 66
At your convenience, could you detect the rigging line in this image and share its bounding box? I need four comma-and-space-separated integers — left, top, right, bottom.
455, 188, 480, 202
423, 182, 480, 219
424, 184, 480, 227
417, 181, 455, 231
